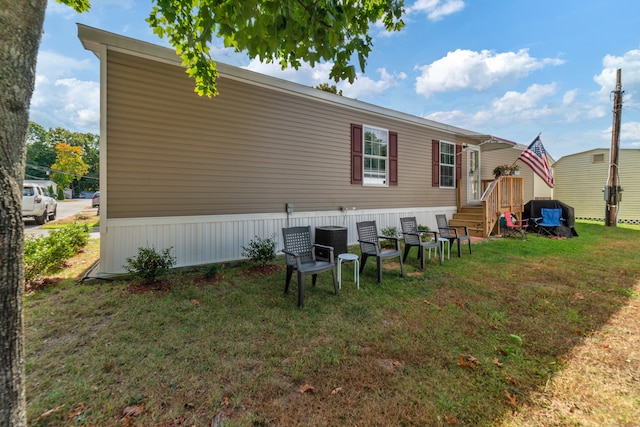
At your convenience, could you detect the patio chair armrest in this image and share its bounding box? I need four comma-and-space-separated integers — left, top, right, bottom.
455, 226, 469, 235
282, 248, 303, 269
313, 243, 335, 263
358, 239, 381, 255
281, 248, 299, 258
402, 231, 421, 239
444, 227, 459, 237
379, 235, 400, 250
423, 230, 439, 240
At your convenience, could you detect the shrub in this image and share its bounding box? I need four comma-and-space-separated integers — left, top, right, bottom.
380, 226, 400, 248
52, 222, 90, 250
24, 222, 91, 284
124, 247, 176, 284
380, 226, 399, 238
242, 234, 277, 266
203, 263, 220, 279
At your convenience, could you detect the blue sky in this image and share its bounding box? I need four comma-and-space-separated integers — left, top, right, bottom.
33, 0, 640, 159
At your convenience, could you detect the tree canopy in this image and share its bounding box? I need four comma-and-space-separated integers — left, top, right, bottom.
148, 0, 405, 97
50, 143, 90, 191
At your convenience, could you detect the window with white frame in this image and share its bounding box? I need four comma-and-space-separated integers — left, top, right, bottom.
440, 141, 455, 188
363, 125, 388, 185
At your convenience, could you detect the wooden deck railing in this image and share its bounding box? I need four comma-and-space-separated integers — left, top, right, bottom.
480, 176, 525, 237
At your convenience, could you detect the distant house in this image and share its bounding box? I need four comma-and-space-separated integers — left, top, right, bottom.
553, 148, 640, 224
79, 25, 546, 276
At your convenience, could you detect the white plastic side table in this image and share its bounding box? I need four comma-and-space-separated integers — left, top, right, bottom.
430, 237, 450, 262
337, 253, 360, 289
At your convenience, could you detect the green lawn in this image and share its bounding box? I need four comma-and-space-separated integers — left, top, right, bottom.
25, 222, 640, 426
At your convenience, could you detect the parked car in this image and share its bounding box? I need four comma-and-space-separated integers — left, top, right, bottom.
22, 183, 57, 225
92, 191, 100, 208
79, 190, 95, 199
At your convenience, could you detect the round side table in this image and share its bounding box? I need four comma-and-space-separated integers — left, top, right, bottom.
337, 253, 360, 289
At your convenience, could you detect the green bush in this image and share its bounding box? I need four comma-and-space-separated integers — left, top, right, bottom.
242, 234, 277, 266
57, 187, 65, 200
203, 263, 220, 279
124, 247, 176, 284
380, 226, 399, 238
24, 222, 91, 284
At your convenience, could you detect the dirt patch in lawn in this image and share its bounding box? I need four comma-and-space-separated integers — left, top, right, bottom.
244, 263, 283, 277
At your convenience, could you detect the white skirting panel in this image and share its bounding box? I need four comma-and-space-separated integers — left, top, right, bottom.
98, 206, 457, 276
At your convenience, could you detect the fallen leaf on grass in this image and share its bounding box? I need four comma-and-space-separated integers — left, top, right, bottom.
458, 354, 480, 368
445, 414, 459, 424
67, 402, 85, 419
502, 374, 517, 386
299, 384, 314, 394
492, 358, 503, 367
221, 396, 230, 406
331, 387, 343, 395
573, 293, 584, 300
191, 299, 200, 306
505, 390, 517, 406
122, 402, 145, 417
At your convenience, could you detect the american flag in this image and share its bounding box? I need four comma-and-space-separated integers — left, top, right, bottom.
517, 136, 554, 188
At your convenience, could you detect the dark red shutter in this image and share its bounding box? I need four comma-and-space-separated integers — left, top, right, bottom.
432, 140, 440, 187
351, 124, 363, 184
389, 131, 398, 186
455, 144, 462, 186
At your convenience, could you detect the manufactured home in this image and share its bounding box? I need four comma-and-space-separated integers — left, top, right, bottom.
553, 148, 640, 224
79, 25, 546, 276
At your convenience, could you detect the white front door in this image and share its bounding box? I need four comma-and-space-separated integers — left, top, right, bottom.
467, 147, 481, 203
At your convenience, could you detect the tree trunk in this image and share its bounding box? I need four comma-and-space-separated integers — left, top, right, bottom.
0, 1, 47, 426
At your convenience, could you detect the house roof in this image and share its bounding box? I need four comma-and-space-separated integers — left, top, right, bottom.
78, 24, 506, 146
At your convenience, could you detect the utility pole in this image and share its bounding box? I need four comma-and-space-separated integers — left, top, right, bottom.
605, 68, 623, 227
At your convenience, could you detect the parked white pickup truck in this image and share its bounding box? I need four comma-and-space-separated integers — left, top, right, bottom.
22, 183, 57, 225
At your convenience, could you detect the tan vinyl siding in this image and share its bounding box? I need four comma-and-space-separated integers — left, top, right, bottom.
553, 148, 640, 223
106, 50, 472, 219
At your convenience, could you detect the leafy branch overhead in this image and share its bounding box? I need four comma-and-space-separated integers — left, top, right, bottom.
147, 0, 406, 97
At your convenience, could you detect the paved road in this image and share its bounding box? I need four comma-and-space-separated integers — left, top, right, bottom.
24, 199, 96, 237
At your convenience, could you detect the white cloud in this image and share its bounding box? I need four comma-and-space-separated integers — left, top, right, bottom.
621, 121, 640, 145
592, 49, 640, 109
415, 49, 564, 98
407, 0, 466, 21
30, 50, 100, 131
31, 77, 99, 131
340, 69, 407, 99
244, 60, 405, 100
424, 83, 559, 128
36, 51, 94, 79
56, 79, 100, 128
